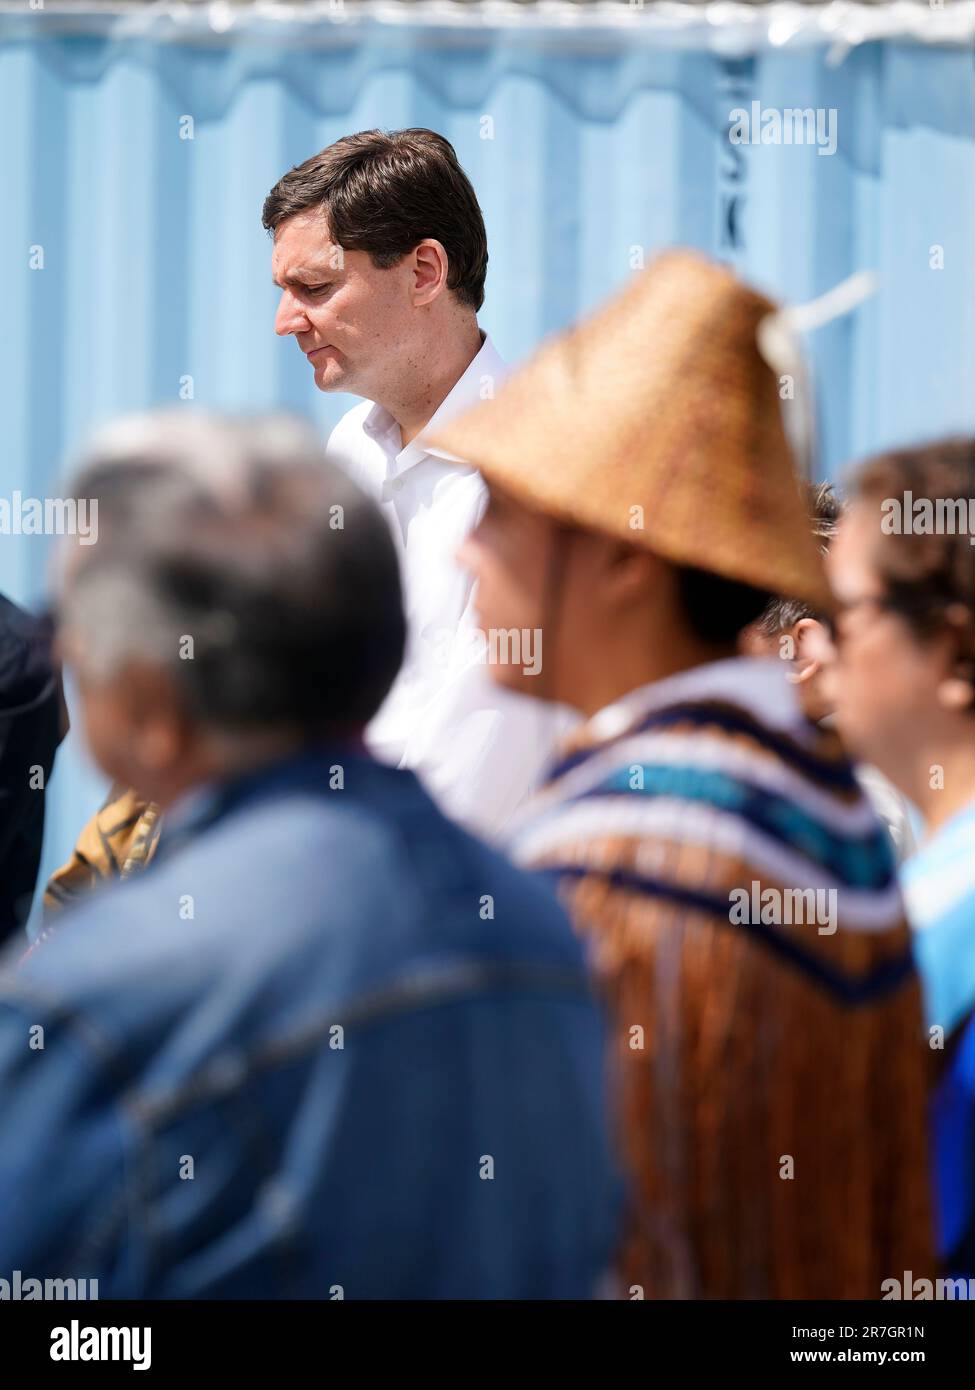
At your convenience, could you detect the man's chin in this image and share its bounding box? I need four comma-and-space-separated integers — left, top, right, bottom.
313, 362, 348, 393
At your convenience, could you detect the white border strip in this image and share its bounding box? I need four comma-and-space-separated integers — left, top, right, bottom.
2, 2, 975, 52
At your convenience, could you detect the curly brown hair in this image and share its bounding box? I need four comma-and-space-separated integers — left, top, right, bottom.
849, 437, 975, 640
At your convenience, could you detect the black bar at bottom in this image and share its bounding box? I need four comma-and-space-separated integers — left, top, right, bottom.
0, 1296, 970, 1374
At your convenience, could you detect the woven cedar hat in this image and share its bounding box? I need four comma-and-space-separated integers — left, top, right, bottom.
429, 249, 831, 612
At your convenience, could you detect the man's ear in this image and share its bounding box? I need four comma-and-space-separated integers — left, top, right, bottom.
603, 543, 669, 605
411, 239, 449, 307
121, 662, 192, 774
792, 617, 826, 683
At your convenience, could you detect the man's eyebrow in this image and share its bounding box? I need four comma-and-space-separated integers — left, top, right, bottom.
272, 265, 339, 288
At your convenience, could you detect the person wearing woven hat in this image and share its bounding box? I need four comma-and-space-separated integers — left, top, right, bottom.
431, 249, 934, 1299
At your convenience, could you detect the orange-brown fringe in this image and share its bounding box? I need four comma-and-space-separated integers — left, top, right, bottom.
562, 872, 936, 1299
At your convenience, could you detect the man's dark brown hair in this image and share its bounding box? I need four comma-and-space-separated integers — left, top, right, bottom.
262, 128, 488, 312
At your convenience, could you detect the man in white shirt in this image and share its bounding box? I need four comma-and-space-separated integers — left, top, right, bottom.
264, 128, 569, 836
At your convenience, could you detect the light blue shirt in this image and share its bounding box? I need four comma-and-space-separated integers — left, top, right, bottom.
902, 801, 975, 1040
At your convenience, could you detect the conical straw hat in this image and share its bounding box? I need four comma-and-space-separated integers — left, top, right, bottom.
429, 249, 830, 612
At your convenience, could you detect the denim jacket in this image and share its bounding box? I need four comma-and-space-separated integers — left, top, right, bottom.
0, 746, 618, 1298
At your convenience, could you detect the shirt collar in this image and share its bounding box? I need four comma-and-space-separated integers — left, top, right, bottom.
156, 740, 373, 861
365, 332, 506, 484
362, 402, 401, 452
581, 657, 802, 748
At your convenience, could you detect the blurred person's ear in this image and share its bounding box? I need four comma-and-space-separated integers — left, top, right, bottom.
602, 541, 671, 607
790, 617, 829, 684
937, 603, 975, 712
939, 673, 975, 711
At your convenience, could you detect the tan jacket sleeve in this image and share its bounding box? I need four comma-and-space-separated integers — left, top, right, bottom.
43, 785, 162, 915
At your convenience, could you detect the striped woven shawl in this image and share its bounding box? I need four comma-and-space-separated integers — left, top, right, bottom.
510, 657, 934, 1299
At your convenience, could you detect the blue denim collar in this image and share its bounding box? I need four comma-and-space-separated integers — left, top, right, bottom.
155, 742, 398, 864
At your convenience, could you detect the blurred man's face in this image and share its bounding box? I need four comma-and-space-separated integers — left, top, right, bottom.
456, 486, 559, 697
58, 617, 188, 805
740, 614, 837, 724
456, 485, 657, 709
271, 210, 417, 402
72, 665, 145, 790
825, 502, 947, 783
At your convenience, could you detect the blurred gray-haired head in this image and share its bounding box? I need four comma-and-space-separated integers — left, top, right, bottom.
59, 409, 405, 734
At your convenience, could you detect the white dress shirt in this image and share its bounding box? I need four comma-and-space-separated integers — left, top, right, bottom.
326, 333, 574, 838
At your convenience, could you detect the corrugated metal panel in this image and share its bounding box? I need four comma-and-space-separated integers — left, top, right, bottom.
1, 16, 974, 897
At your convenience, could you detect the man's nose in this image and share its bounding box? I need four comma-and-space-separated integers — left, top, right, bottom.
275, 290, 310, 338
